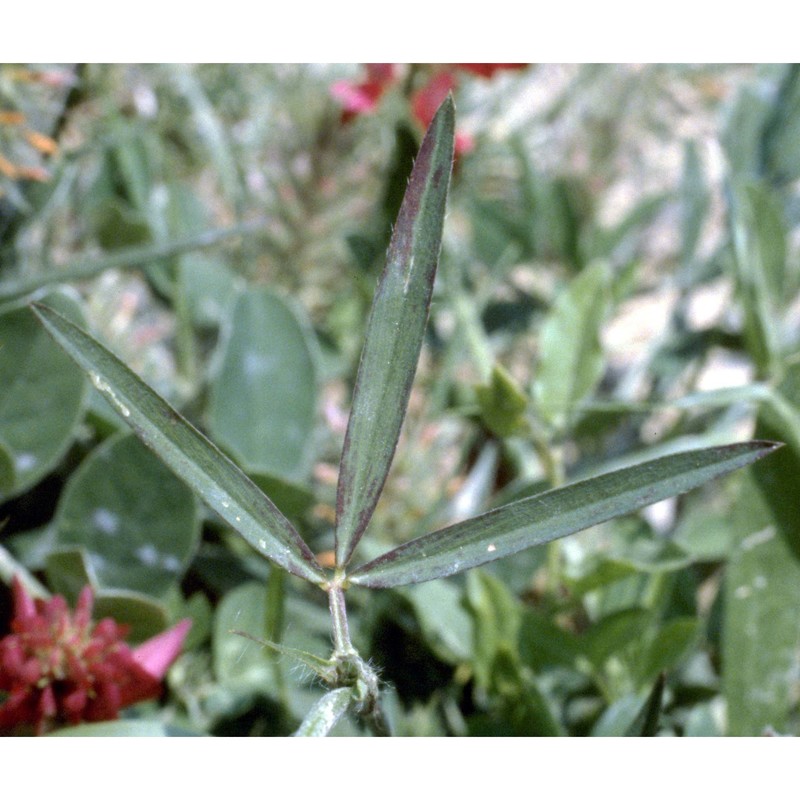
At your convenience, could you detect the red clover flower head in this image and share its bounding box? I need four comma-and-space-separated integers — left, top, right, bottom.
0, 576, 190, 736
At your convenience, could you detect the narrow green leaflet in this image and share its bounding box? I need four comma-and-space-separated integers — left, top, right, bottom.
31, 303, 327, 586
679, 140, 709, 274
727, 182, 782, 377
335, 96, 455, 566
761, 64, 800, 186
348, 441, 780, 588
532, 261, 610, 431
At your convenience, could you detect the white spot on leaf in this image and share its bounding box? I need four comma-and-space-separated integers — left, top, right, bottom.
162, 555, 182, 573
136, 544, 159, 566
92, 508, 119, 535
741, 526, 775, 551
14, 452, 37, 472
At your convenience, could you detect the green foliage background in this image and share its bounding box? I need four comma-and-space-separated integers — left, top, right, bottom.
2, 64, 800, 736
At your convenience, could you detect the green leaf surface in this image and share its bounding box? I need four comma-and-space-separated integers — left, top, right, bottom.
214, 582, 279, 693
293, 687, 354, 737
179, 254, 241, 329
761, 64, 800, 185
0, 542, 50, 600
679, 140, 709, 273
605, 523, 693, 574
208, 288, 318, 480
740, 183, 787, 305
533, 262, 610, 430
672, 503, 737, 561
54, 433, 200, 596
349, 441, 780, 588
476, 363, 529, 437
592, 694, 649, 737
751, 362, 800, 558
93, 199, 151, 251
210, 578, 342, 731
593, 678, 666, 738
583, 608, 651, 670
684, 699, 724, 737
213, 581, 331, 698
231, 630, 337, 684
727, 181, 782, 376
465, 570, 522, 690
0, 441, 14, 495
721, 79, 773, 180
723, 473, 800, 735
625, 672, 666, 736
0, 294, 87, 500
248, 471, 315, 524
44, 547, 95, 602
31, 302, 327, 586
402, 580, 473, 664
335, 96, 454, 566
482, 648, 565, 736
175, 590, 213, 651
519, 607, 580, 671
563, 559, 638, 598
92, 591, 171, 643
637, 619, 699, 688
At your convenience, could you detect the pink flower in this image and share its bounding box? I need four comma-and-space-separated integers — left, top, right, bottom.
331, 63, 530, 158
411, 72, 475, 156
0, 576, 190, 736
330, 63, 398, 122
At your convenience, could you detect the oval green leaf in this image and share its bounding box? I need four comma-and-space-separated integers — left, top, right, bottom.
208, 287, 317, 480
348, 441, 781, 588
0, 294, 87, 500
31, 302, 327, 586
54, 433, 201, 596
335, 96, 455, 566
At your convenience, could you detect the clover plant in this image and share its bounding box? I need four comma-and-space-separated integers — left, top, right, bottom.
32, 97, 781, 735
